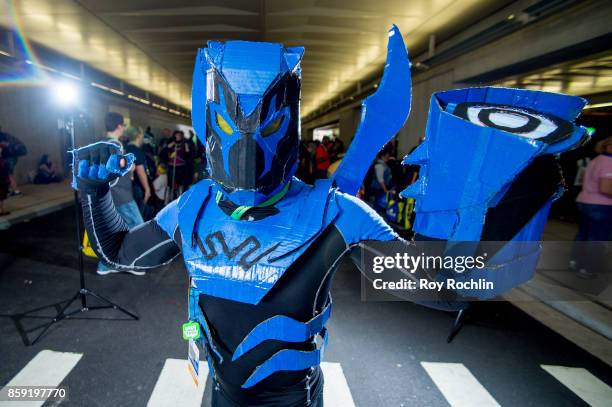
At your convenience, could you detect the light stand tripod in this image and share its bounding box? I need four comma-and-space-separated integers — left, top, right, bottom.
169, 141, 178, 201
25, 113, 139, 346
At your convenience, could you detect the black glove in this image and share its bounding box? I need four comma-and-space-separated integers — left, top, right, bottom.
71, 141, 134, 195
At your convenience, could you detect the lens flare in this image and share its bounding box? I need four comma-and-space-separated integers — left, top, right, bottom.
0, 0, 48, 86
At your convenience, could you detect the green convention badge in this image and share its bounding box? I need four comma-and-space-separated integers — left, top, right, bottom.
182, 321, 201, 340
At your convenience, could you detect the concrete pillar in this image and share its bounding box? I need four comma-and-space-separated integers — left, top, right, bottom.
338, 108, 359, 145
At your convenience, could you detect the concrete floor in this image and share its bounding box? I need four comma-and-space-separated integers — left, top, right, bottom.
0, 208, 611, 406
0, 180, 73, 230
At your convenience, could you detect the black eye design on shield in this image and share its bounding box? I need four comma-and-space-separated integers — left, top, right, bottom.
452, 102, 573, 144
261, 116, 284, 137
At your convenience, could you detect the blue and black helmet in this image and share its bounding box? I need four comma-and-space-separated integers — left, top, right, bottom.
192, 40, 305, 206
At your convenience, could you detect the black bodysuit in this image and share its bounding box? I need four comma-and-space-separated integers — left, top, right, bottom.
83, 158, 558, 406
82, 158, 556, 406
81, 180, 401, 407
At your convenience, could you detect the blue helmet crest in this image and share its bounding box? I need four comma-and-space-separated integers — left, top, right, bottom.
192, 40, 304, 206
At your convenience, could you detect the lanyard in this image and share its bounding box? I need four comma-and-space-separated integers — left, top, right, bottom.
215, 182, 291, 220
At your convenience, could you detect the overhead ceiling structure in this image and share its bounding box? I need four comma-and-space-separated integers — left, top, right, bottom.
1, 0, 511, 116
498, 51, 612, 98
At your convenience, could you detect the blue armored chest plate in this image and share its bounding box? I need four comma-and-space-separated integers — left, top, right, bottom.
177, 178, 338, 305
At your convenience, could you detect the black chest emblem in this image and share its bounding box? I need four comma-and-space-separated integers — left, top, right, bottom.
195, 231, 280, 271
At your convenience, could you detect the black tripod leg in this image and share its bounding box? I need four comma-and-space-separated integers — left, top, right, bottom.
84, 289, 139, 320
29, 291, 81, 346
23, 117, 139, 347
446, 308, 467, 343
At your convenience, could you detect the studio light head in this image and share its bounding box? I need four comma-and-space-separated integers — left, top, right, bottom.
51, 80, 79, 107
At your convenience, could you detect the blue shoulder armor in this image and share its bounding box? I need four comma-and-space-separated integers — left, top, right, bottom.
155, 186, 196, 240
176, 178, 340, 305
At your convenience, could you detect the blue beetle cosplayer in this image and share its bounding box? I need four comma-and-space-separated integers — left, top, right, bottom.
71, 25, 588, 406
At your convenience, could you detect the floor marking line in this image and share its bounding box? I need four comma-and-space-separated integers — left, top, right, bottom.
0, 350, 82, 407
147, 358, 208, 407
421, 362, 500, 407
541, 365, 612, 407
321, 362, 356, 407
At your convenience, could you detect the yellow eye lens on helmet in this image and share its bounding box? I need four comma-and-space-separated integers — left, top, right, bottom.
216, 112, 233, 135
261, 116, 284, 137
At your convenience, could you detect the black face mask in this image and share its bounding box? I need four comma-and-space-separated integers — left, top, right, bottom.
204, 70, 301, 205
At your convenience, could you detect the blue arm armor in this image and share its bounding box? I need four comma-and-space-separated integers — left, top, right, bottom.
333, 190, 398, 245
155, 187, 195, 241
400, 87, 588, 241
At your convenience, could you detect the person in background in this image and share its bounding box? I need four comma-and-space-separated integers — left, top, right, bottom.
97, 113, 146, 276
370, 147, 394, 213
145, 126, 155, 142
314, 136, 332, 179
34, 154, 62, 184
327, 151, 345, 178
0, 126, 27, 196
566, 156, 591, 221
185, 130, 197, 185
403, 137, 424, 189
297, 140, 314, 184
193, 137, 208, 182
161, 130, 193, 197
571, 136, 612, 277
307, 140, 316, 157
330, 138, 344, 163
157, 127, 173, 156
326, 138, 345, 178
0, 142, 11, 215
153, 163, 168, 203
124, 126, 152, 213
307, 140, 317, 180
142, 126, 157, 177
